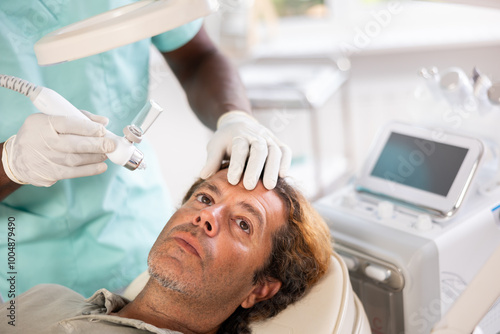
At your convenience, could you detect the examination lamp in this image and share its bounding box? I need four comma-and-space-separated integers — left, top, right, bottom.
34, 0, 219, 66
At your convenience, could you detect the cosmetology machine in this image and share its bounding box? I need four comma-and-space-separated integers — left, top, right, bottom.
315, 66, 500, 334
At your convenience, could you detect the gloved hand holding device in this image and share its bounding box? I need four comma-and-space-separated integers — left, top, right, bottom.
200, 111, 292, 190
0, 74, 158, 187
2, 111, 116, 187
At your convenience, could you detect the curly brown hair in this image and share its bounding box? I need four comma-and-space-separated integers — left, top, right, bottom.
182, 175, 333, 334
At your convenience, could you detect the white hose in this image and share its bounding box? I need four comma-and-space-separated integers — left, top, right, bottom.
0, 74, 41, 100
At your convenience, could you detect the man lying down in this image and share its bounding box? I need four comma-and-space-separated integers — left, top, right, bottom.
0, 167, 333, 334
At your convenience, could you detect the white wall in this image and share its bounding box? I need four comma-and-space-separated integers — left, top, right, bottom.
346, 44, 500, 171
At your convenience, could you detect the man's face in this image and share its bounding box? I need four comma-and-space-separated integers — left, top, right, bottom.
148, 169, 285, 308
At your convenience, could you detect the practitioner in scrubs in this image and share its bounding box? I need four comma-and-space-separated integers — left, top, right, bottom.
0, 2, 290, 299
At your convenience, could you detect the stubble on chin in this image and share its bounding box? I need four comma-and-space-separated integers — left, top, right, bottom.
147, 264, 188, 294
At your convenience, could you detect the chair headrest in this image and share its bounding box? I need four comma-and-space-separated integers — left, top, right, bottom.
250, 252, 355, 333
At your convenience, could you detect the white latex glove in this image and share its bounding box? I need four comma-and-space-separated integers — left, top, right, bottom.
200, 111, 292, 190
2, 111, 116, 187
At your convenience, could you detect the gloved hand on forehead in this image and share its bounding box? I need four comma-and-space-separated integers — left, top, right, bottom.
2, 110, 116, 187
200, 111, 292, 190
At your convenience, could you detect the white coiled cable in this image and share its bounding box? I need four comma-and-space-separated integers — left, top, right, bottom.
0, 74, 41, 100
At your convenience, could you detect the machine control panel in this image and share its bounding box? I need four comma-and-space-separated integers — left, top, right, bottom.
335, 189, 441, 237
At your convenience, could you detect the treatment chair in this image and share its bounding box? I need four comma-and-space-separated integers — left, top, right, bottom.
123, 251, 370, 334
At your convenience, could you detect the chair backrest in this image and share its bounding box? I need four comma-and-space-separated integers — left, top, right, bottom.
122, 252, 370, 334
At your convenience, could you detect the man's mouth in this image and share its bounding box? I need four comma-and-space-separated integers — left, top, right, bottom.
173, 236, 201, 257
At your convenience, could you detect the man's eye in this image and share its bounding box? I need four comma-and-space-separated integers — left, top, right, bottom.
196, 194, 212, 205
236, 219, 250, 234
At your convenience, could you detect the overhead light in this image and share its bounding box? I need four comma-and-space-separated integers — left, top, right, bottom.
34, 0, 219, 66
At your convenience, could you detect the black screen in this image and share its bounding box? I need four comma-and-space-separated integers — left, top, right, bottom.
370, 132, 469, 197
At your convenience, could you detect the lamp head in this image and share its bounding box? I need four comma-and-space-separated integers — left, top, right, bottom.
34, 0, 219, 66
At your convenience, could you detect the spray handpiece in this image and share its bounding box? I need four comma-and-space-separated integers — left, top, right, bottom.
0, 74, 162, 170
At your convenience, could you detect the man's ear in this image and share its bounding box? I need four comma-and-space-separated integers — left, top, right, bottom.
241, 278, 282, 309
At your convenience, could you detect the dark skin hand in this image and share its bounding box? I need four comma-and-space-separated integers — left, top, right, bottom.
162, 26, 251, 130
0, 142, 21, 201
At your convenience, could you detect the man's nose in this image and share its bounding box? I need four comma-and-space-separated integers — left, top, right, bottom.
192, 205, 222, 237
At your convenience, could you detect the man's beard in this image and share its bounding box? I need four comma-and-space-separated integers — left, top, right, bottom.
148, 264, 188, 294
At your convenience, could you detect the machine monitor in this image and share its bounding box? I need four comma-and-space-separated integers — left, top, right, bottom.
356, 122, 483, 218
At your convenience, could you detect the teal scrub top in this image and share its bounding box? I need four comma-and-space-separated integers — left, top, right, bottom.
0, 1, 203, 298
